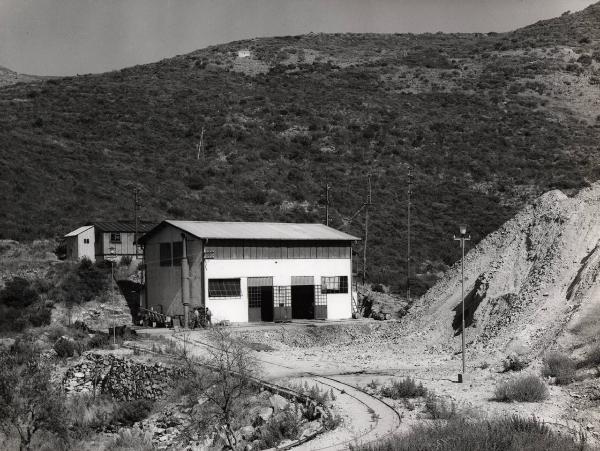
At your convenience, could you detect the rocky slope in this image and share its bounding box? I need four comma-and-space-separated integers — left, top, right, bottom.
405, 182, 600, 360
0, 65, 45, 87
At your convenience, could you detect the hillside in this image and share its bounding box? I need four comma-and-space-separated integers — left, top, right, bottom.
0, 65, 46, 88
2, 3, 600, 291
404, 182, 600, 361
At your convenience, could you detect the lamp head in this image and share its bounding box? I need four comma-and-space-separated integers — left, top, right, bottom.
459, 224, 467, 235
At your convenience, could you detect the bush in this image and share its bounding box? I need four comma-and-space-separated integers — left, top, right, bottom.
88, 333, 110, 349
503, 355, 527, 372
579, 344, 600, 368
542, 352, 576, 385
380, 378, 427, 399
371, 283, 385, 293
109, 427, 154, 451
424, 394, 457, 419
351, 415, 585, 451
113, 399, 154, 426
53, 337, 76, 358
257, 410, 300, 448
494, 375, 549, 402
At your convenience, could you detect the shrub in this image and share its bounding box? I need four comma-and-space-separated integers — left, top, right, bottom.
494, 375, 549, 402
351, 415, 585, 451
424, 393, 457, 419
579, 344, 600, 368
503, 355, 527, 372
53, 337, 76, 358
119, 256, 132, 267
542, 351, 576, 385
88, 333, 110, 349
257, 410, 300, 448
113, 399, 154, 426
109, 427, 154, 451
371, 283, 385, 293
380, 378, 427, 399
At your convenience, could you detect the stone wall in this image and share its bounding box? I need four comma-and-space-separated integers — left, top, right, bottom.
63, 353, 186, 400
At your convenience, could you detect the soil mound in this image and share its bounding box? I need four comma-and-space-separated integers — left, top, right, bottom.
404, 183, 600, 360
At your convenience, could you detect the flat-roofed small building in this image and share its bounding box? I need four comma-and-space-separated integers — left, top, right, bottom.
139, 220, 360, 323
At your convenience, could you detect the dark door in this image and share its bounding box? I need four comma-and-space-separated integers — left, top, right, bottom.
248, 286, 274, 322
291, 285, 315, 319
273, 286, 292, 322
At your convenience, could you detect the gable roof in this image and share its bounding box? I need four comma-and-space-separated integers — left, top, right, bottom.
90, 222, 158, 233
64, 225, 93, 237
139, 220, 360, 244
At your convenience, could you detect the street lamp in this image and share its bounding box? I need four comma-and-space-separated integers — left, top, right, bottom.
108, 246, 117, 344
453, 224, 470, 383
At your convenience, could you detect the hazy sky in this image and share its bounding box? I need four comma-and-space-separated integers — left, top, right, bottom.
0, 0, 596, 76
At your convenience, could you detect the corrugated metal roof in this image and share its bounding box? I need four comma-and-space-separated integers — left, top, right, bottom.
91, 222, 158, 233
164, 220, 361, 241
64, 225, 93, 237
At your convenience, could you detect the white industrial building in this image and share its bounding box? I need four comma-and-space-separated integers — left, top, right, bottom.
139, 220, 360, 324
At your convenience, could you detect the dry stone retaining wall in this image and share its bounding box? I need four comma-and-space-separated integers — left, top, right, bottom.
63, 352, 186, 400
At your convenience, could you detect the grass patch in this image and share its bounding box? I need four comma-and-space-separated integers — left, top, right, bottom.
424, 394, 457, 419
380, 377, 427, 399
579, 344, 600, 368
494, 375, 549, 402
351, 415, 587, 451
542, 351, 576, 385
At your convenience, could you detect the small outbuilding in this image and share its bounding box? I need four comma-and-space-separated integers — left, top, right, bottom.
64, 222, 157, 262
139, 220, 360, 324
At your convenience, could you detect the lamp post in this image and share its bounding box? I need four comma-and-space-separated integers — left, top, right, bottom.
453, 224, 470, 383
108, 246, 117, 344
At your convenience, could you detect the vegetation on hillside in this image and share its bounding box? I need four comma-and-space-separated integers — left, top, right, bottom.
2, 4, 600, 292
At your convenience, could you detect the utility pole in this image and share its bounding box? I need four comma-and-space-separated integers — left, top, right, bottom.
196, 127, 205, 160
362, 174, 372, 285
454, 225, 471, 383
134, 187, 140, 259
407, 167, 412, 304
325, 183, 330, 227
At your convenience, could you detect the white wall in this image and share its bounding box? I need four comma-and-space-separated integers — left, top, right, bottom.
78, 227, 95, 260
204, 258, 353, 323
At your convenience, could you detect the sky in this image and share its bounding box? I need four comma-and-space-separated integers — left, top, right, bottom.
0, 0, 596, 76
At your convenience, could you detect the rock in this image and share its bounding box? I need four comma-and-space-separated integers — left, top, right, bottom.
74, 372, 85, 378
239, 425, 255, 440
269, 394, 289, 411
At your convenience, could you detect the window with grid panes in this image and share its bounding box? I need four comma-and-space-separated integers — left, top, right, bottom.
208, 279, 241, 297
321, 276, 348, 294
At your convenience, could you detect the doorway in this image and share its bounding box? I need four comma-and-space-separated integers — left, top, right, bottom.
248, 277, 274, 322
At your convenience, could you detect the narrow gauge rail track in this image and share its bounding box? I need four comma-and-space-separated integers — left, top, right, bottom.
169, 333, 403, 450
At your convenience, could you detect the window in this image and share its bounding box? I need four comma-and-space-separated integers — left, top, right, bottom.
110, 232, 121, 243
83, 238, 89, 244
208, 279, 241, 298
159, 243, 172, 267
321, 276, 348, 294
172, 241, 183, 266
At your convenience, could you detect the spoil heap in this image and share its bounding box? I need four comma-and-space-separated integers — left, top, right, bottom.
405, 183, 600, 360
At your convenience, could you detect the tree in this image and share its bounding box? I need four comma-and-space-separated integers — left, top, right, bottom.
0, 346, 68, 450
180, 328, 259, 448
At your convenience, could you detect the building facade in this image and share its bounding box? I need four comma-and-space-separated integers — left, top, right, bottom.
64, 222, 156, 262
140, 221, 360, 323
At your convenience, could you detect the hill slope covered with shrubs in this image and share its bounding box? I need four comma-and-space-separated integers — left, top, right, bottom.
2, 4, 600, 292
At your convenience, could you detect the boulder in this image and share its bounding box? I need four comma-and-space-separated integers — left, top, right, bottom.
269, 394, 289, 411
300, 420, 322, 440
